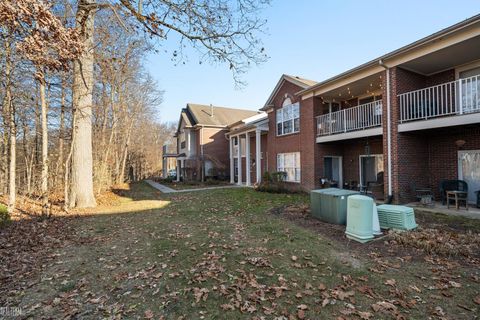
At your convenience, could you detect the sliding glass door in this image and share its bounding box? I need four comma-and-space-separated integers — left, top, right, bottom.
458, 150, 480, 204
359, 155, 384, 187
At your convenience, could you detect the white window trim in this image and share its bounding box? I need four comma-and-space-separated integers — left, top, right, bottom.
277, 152, 301, 183
276, 102, 300, 136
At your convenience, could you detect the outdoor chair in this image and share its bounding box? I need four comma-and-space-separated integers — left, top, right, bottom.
439, 180, 468, 205
411, 182, 434, 206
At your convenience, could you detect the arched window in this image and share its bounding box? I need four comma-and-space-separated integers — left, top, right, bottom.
282, 97, 292, 107
277, 98, 300, 135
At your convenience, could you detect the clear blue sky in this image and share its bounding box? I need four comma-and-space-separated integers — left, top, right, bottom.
146, 0, 480, 123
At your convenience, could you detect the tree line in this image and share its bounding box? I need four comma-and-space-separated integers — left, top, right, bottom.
0, 0, 268, 215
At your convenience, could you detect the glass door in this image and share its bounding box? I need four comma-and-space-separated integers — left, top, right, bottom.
359, 155, 384, 187
324, 156, 342, 187
458, 150, 480, 204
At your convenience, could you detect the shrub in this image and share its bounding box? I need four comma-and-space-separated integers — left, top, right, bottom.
0, 204, 10, 226
255, 171, 301, 194
271, 171, 287, 183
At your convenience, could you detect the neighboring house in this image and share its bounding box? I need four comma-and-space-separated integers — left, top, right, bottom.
166, 103, 260, 181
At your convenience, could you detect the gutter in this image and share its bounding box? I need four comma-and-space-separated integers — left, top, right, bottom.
379, 59, 393, 201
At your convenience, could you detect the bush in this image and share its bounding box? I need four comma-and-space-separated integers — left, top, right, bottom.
255, 171, 301, 194
0, 204, 10, 226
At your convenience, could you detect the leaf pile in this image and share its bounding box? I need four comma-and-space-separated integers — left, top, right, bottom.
388, 227, 480, 259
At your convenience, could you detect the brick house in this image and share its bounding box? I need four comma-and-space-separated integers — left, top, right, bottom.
225, 74, 318, 187
227, 15, 480, 205
167, 103, 260, 181
296, 14, 480, 204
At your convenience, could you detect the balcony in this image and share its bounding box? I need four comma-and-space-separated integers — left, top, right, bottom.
398, 75, 480, 131
316, 101, 383, 138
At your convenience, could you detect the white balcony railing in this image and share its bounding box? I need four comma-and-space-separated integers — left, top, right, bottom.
398, 75, 480, 123
316, 100, 383, 136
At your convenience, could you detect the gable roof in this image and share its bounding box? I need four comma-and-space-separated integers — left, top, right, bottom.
261, 74, 318, 110
177, 104, 260, 132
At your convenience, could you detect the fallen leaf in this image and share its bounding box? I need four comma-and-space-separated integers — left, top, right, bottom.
144, 309, 154, 319
384, 279, 396, 287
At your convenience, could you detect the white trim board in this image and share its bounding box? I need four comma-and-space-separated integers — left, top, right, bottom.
316, 127, 382, 143
398, 112, 480, 132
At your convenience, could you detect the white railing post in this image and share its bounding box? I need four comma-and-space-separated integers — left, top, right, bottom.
459, 79, 463, 115
343, 109, 347, 133
329, 113, 332, 134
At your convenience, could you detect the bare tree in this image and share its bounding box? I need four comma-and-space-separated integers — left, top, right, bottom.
68, 0, 268, 207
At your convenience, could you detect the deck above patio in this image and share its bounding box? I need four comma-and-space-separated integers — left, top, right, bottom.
316, 100, 383, 142
398, 75, 480, 131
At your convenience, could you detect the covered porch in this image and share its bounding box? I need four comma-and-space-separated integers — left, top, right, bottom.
315, 71, 384, 143
317, 136, 385, 200
395, 33, 480, 132
227, 114, 269, 186
394, 125, 480, 207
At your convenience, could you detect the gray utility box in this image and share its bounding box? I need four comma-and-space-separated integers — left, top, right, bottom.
310, 188, 360, 225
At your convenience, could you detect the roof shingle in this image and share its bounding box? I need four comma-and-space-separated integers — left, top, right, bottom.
186, 103, 260, 127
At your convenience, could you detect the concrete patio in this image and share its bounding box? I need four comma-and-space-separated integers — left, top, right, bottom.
407, 201, 480, 220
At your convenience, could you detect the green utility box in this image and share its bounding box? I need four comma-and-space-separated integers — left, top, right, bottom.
345, 195, 374, 243
310, 188, 359, 225
376, 204, 417, 230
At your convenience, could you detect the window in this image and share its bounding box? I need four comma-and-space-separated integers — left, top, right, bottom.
179, 131, 186, 149
277, 152, 301, 182
276, 102, 300, 136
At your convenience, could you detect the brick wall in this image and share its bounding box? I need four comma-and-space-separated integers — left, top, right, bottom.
385, 67, 428, 202
266, 80, 319, 190
427, 126, 480, 199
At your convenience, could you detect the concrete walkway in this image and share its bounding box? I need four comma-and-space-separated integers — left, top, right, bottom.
145, 180, 243, 194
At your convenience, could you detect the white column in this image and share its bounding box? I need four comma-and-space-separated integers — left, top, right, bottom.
255, 129, 261, 183
245, 132, 251, 186
176, 160, 180, 182
237, 135, 243, 185
229, 136, 235, 183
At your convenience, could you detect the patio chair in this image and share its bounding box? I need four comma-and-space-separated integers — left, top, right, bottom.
439, 180, 468, 205
411, 182, 434, 206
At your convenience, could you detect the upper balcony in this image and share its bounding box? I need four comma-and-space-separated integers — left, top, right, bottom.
316, 100, 383, 142
398, 74, 480, 132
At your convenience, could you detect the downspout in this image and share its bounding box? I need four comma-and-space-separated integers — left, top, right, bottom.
379, 59, 393, 203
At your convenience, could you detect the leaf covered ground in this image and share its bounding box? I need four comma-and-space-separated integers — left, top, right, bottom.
1, 182, 479, 319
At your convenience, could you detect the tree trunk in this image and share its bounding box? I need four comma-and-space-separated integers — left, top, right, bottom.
3, 40, 15, 213
39, 71, 49, 216
69, 0, 96, 208
56, 72, 66, 188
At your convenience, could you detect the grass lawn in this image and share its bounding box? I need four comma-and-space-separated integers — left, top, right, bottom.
2, 182, 479, 319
